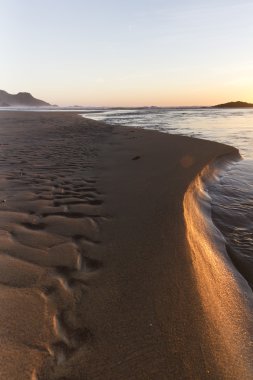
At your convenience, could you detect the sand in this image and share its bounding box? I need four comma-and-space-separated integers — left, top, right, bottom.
0, 112, 252, 379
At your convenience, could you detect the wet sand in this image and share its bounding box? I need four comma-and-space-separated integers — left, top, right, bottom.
0, 112, 252, 379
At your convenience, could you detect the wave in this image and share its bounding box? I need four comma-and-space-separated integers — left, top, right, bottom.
183, 153, 253, 378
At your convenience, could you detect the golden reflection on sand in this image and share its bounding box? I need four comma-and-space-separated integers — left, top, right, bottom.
184, 163, 253, 378
31, 369, 38, 380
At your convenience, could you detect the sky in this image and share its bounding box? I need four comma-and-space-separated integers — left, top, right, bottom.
1, 0, 253, 106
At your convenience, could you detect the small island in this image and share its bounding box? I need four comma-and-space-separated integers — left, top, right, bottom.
213, 101, 253, 108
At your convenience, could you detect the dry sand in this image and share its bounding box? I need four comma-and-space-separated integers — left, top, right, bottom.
0, 112, 251, 379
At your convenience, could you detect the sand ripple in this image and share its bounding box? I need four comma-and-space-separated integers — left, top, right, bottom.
0, 113, 110, 379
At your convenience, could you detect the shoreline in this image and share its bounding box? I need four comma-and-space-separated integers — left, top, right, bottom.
184, 154, 253, 378
0, 112, 251, 379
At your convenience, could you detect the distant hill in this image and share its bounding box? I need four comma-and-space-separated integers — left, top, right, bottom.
213, 101, 253, 108
0, 90, 50, 107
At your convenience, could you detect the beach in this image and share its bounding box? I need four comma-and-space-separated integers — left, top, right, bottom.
0, 112, 252, 379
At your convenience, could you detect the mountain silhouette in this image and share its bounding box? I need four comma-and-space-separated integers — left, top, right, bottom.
0, 90, 50, 107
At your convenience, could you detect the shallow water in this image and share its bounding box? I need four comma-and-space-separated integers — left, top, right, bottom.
81, 107, 253, 290
81, 107, 253, 158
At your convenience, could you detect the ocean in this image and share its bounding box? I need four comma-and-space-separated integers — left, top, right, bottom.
81, 107, 253, 290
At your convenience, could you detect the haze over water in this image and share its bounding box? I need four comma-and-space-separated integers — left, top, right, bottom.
82, 107, 253, 290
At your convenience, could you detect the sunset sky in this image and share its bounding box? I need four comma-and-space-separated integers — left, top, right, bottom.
1, 0, 253, 106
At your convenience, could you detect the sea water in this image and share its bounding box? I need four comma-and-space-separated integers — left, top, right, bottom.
81, 107, 253, 290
